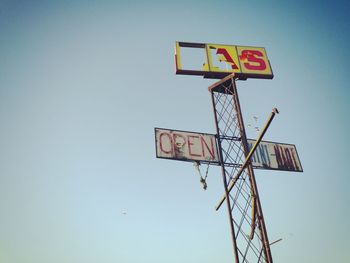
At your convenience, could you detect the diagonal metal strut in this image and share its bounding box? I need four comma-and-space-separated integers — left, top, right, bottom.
216, 107, 279, 211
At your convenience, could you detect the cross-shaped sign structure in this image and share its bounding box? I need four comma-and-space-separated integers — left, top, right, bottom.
155, 42, 303, 263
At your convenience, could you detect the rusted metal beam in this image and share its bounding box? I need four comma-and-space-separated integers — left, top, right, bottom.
229, 79, 274, 263
215, 107, 279, 211
270, 238, 283, 246
210, 74, 241, 263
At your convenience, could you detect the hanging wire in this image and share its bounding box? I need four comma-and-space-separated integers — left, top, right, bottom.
193, 159, 211, 190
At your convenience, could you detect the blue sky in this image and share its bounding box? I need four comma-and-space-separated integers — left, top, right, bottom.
0, 0, 349, 262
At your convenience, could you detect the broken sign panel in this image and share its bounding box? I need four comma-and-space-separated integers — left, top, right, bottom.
247, 139, 303, 172
155, 128, 219, 163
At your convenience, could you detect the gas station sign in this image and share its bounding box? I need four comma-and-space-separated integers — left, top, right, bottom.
175, 41, 273, 79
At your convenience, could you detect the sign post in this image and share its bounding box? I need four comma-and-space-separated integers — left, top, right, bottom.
155, 41, 302, 263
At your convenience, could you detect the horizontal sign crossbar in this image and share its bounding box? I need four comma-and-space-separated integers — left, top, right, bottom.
155, 128, 302, 172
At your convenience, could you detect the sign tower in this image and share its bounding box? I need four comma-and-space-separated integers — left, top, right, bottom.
155, 41, 302, 263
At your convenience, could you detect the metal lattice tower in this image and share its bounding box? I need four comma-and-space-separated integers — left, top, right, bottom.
209, 74, 273, 263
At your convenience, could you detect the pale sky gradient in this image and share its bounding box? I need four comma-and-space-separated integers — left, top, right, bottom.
0, 0, 349, 262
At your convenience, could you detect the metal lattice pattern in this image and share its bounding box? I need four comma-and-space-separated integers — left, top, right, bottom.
211, 80, 269, 263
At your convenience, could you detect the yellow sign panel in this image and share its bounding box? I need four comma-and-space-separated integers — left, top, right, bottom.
236, 46, 272, 76
206, 44, 241, 73
175, 41, 273, 79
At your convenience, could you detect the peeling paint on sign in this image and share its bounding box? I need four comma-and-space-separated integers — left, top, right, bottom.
247, 139, 303, 172
155, 128, 219, 163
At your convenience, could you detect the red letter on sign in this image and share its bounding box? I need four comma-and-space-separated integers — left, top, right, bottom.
216, 48, 239, 70
159, 132, 173, 154
188, 135, 201, 157
201, 136, 215, 160
240, 50, 266, 71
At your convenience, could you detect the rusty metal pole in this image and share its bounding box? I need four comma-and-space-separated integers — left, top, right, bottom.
230, 78, 273, 263
210, 89, 240, 263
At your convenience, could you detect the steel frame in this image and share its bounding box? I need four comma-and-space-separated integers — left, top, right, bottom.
209, 74, 273, 263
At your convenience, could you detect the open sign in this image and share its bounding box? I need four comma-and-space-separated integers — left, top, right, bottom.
155, 128, 219, 163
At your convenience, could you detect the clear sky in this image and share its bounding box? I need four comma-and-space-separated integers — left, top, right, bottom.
0, 0, 349, 262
